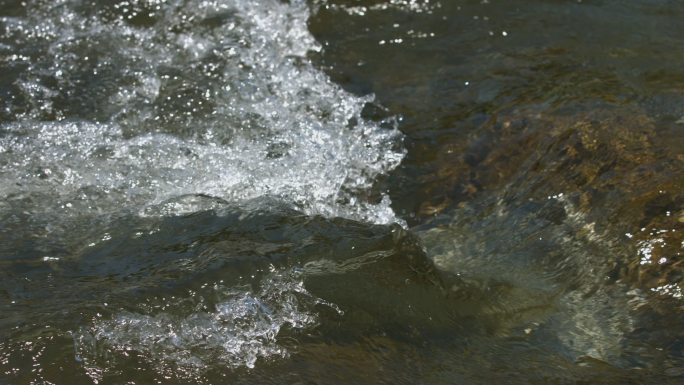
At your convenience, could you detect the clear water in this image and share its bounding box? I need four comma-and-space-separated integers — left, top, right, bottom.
1, 0, 683, 384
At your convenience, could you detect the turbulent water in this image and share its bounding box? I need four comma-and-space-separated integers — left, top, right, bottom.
1, 0, 684, 384
0, 0, 405, 382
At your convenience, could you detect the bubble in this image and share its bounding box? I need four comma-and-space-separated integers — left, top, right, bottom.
74, 270, 328, 377
0, 0, 405, 226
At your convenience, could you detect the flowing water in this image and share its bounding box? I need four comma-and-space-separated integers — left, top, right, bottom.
1, 0, 683, 384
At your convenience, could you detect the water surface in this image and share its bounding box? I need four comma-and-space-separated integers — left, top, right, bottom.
1, 0, 683, 384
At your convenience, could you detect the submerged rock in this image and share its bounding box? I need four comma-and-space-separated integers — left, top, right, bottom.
400, 105, 683, 374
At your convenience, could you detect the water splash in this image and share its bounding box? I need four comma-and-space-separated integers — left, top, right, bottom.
0, 0, 404, 378
0, 0, 405, 226
74, 269, 339, 379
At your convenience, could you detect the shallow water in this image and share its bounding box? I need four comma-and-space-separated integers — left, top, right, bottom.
1, 0, 683, 384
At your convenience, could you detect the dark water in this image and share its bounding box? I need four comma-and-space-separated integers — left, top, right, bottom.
1, 0, 683, 384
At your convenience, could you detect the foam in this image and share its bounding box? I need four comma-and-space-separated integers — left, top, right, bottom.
0, 0, 405, 225
75, 270, 340, 379
0, 0, 405, 375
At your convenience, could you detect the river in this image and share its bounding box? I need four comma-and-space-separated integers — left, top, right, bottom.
1, 0, 683, 384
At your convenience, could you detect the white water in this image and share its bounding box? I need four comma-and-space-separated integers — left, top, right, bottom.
74, 269, 341, 379
0, 0, 404, 375
0, 0, 405, 225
